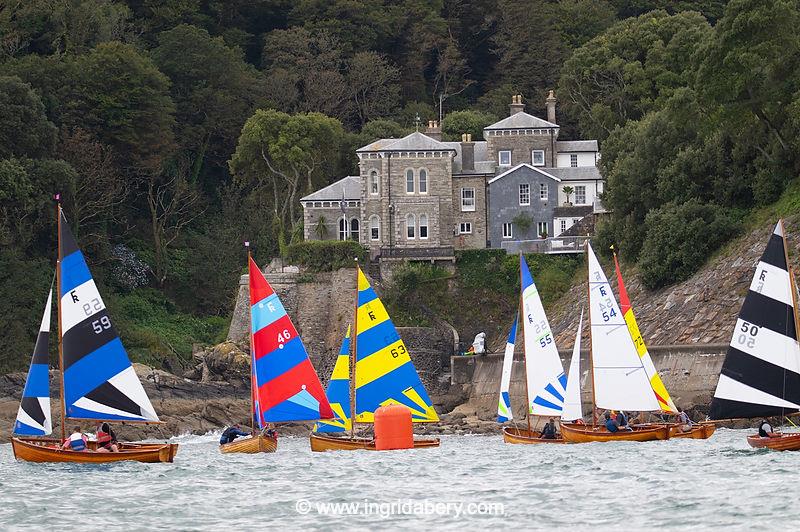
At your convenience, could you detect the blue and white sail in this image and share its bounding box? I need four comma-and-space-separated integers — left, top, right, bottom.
521, 255, 567, 416
13, 288, 53, 435
561, 309, 584, 422
59, 211, 158, 422
497, 315, 517, 423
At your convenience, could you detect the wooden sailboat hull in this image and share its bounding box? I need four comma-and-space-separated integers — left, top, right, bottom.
309, 432, 440, 452
669, 422, 716, 439
502, 426, 567, 444
560, 422, 671, 443
746, 433, 800, 450
219, 434, 277, 454
11, 437, 178, 463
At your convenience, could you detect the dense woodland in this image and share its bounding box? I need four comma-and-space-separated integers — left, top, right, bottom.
1, 0, 798, 372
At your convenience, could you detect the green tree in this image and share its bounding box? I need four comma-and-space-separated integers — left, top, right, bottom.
0, 76, 57, 159
441, 110, 498, 141
347, 51, 401, 126
554, 0, 617, 48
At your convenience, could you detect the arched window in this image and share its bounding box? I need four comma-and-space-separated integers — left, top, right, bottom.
370, 170, 379, 195
419, 168, 428, 194
406, 169, 414, 194
419, 214, 428, 239
338, 218, 348, 240
406, 213, 416, 239
369, 215, 380, 241
350, 218, 359, 241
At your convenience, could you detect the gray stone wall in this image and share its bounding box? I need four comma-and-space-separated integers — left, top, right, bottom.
486, 130, 558, 168
451, 175, 487, 249
303, 205, 361, 241
487, 165, 557, 247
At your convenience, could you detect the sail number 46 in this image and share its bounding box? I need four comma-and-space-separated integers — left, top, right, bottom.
737, 321, 759, 349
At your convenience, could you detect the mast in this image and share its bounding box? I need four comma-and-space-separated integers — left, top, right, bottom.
586, 241, 597, 426
349, 258, 359, 440
518, 253, 533, 435
55, 196, 66, 441
246, 242, 257, 435
781, 220, 800, 419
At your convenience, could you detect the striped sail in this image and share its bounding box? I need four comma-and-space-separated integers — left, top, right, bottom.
587, 243, 660, 411
313, 326, 352, 433
13, 288, 53, 435
248, 257, 333, 424
59, 213, 159, 422
521, 255, 567, 416
710, 222, 800, 419
497, 315, 517, 423
561, 309, 583, 422
354, 268, 438, 423
613, 252, 678, 413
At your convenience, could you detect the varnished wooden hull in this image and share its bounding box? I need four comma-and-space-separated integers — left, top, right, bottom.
561, 422, 671, 443
309, 432, 440, 452
11, 437, 178, 463
669, 422, 716, 439
219, 434, 277, 454
746, 433, 800, 451
502, 426, 567, 444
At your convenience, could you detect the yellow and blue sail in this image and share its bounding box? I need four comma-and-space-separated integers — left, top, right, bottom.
313, 326, 352, 433
354, 268, 438, 423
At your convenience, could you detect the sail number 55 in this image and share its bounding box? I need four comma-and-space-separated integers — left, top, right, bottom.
737, 321, 759, 349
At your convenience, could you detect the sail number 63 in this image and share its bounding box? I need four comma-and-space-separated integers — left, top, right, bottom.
737, 321, 759, 349
390, 345, 407, 358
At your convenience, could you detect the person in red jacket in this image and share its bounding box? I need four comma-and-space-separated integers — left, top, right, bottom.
96, 422, 119, 452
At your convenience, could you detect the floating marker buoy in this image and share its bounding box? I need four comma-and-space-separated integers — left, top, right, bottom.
374, 404, 413, 450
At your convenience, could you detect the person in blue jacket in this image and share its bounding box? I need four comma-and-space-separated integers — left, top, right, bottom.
220, 424, 250, 445
604, 412, 619, 433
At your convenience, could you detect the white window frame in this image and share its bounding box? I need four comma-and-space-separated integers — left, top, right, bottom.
406, 169, 415, 194
418, 168, 428, 194
461, 188, 475, 212
532, 150, 545, 166
459, 222, 472, 234
537, 221, 548, 236
338, 217, 349, 241
350, 218, 359, 241
498, 150, 511, 167
406, 213, 416, 239
560, 219, 567, 233
539, 183, 548, 201
570, 154, 578, 168
519, 183, 530, 206
369, 215, 380, 241
370, 170, 379, 195
502, 222, 513, 239
419, 214, 428, 239
575, 185, 586, 205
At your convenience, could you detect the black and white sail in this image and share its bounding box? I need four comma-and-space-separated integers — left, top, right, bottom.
710, 221, 800, 419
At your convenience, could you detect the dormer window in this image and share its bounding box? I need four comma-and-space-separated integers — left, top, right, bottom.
499, 150, 511, 167
532, 150, 545, 166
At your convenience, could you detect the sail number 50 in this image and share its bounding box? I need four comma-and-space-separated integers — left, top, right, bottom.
737, 321, 759, 349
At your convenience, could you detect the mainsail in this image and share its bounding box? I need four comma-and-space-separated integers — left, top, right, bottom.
497, 315, 517, 423
59, 212, 159, 422
354, 268, 438, 422
612, 252, 678, 413
710, 221, 800, 419
587, 243, 660, 411
313, 326, 352, 433
520, 255, 567, 416
248, 257, 333, 424
561, 309, 583, 422
13, 288, 53, 435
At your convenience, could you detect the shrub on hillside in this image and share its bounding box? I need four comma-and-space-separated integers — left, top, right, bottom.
639, 200, 742, 290
284, 240, 367, 271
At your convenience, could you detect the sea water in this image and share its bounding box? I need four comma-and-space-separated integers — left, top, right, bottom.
0, 428, 797, 530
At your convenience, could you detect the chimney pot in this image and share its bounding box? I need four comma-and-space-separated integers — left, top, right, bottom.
546, 90, 557, 125
460, 132, 475, 172
509, 93, 525, 116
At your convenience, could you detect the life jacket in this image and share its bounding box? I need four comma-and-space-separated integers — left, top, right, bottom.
68, 433, 86, 451
542, 423, 556, 436
96, 430, 112, 444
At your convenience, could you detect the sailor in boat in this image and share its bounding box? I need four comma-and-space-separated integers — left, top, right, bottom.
675, 408, 694, 434
540, 418, 559, 439
758, 419, 780, 438
96, 422, 119, 452
61, 426, 89, 451
615, 411, 633, 431
604, 412, 619, 433
220, 424, 250, 445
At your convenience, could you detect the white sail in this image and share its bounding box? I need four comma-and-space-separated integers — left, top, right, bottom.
561, 309, 584, 422
587, 243, 660, 411
497, 315, 517, 422
521, 255, 567, 416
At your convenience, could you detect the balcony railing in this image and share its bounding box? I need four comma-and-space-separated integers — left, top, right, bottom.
500, 236, 591, 255
379, 246, 456, 259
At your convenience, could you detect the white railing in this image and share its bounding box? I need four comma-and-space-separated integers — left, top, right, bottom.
500, 236, 591, 254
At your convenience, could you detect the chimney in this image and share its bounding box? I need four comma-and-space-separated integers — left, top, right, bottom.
546, 90, 557, 124
460, 133, 475, 172
509, 94, 525, 116
425, 120, 442, 141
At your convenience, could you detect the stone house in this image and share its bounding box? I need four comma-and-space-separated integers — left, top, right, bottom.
301, 92, 603, 256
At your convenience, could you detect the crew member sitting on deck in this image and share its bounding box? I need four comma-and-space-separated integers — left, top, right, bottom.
96, 422, 119, 452
758, 419, 779, 438
676, 408, 694, 433
616, 411, 633, 431
540, 418, 558, 439
263, 427, 278, 439
220, 424, 250, 445
61, 427, 88, 451
604, 412, 619, 433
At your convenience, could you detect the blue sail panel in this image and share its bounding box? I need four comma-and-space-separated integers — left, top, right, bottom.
314, 328, 352, 433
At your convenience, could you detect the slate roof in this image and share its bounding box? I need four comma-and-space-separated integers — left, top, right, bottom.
556, 140, 598, 152
546, 166, 602, 182
443, 141, 495, 175
300, 176, 361, 202
356, 131, 455, 153
553, 205, 593, 217
485, 112, 558, 130
487, 163, 561, 185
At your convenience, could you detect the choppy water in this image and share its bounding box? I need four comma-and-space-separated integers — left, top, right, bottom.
0, 429, 798, 530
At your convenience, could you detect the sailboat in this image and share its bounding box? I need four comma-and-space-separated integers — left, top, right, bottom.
560, 243, 671, 443
221, 250, 334, 453
312, 326, 352, 434
501, 255, 569, 444
309, 265, 440, 451
611, 249, 715, 440
11, 203, 178, 463
709, 220, 800, 450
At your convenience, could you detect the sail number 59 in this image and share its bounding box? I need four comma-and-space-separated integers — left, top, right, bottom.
91, 316, 111, 334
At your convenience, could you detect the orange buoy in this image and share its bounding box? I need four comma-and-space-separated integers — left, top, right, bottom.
374, 404, 413, 450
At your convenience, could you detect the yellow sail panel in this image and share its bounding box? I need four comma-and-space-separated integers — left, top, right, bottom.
354, 268, 439, 423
